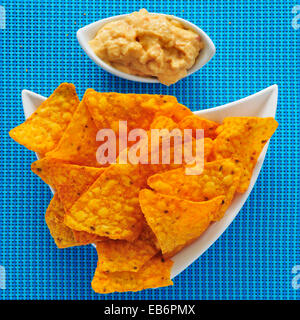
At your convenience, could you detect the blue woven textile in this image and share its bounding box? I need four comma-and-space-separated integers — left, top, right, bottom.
0, 0, 299, 300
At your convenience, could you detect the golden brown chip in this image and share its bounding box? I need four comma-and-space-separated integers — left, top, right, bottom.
178, 114, 219, 139
31, 158, 105, 210
91, 254, 173, 294
51, 160, 106, 244
64, 163, 146, 241
33, 158, 106, 245
49, 162, 105, 211
46, 90, 102, 167
72, 230, 105, 245
9, 83, 79, 154
95, 224, 159, 273
150, 115, 179, 131
45, 194, 81, 248
31, 157, 64, 186
146, 116, 213, 173
212, 117, 278, 192
147, 159, 241, 220
84, 91, 192, 133
139, 189, 225, 258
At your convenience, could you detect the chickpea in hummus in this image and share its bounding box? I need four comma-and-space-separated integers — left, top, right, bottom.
89, 9, 204, 85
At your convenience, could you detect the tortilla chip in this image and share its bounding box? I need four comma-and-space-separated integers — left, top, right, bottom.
64, 163, 146, 241
178, 114, 219, 139
139, 189, 225, 258
72, 230, 105, 244
33, 158, 106, 244
51, 162, 106, 244
150, 115, 179, 131
203, 137, 213, 160
31, 157, 63, 186
147, 159, 241, 220
91, 254, 173, 294
84, 91, 192, 133
45, 194, 81, 248
32, 158, 104, 208
95, 226, 158, 273
146, 116, 213, 173
51, 162, 105, 210
46, 90, 102, 167
9, 83, 79, 154
212, 117, 278, 192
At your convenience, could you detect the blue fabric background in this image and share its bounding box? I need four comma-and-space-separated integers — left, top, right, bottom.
0, 0, 299, 300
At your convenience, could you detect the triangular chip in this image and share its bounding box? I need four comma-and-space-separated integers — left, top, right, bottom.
147, 159, 242, 220
212, 117, 278, 192
91, 254, 173, 294
32, 158, 105, 210
49, 162, 105, 211
65, 163, 146, 241
46, 90, 102, 167
10, 83, 79, 154
139, 189, 225, 258
84, 91, 192, 133
32, 158, 106, 244
144, 116, 213, 173
178, 114, 219, 139
95, 224, 159, 273
31, 157, 64, 186
45, 194, 82, 248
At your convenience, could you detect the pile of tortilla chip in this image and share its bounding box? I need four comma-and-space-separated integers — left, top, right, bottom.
9, 83, 278, 294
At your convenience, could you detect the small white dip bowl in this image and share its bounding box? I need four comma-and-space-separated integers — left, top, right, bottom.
76, 13, 216, 84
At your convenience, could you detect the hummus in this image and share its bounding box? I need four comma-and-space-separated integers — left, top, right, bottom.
89, 9, 203, 85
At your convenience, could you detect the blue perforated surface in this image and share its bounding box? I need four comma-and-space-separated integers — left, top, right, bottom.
0, 0, 299, 300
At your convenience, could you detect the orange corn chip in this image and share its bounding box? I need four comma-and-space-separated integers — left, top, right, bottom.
212, 117, 278, 192
51, 160, 106, 243
147, 159, 242, 220
32, 158, 104, 210
64, 163, 146, 241
139, 189, 225, 258
31, 157, 64, 186
95, 226, 158, 273
50, 162, 105, 211
150, 115, 179, 131
146, 116, 213, 173
72, 230, 105, 245
45, 194, 82, 248
91, 254, 173, 294
46, 90, 102, 167
33, 158, 106, 244
178, 114, 219, 139
85, 91, 192, 133
10, 83, 79, 154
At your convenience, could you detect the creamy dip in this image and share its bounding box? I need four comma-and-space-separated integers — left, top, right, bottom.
89, 9, 203, 85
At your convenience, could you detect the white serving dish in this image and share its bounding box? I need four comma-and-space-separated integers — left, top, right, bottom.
22, 84, 278, 279
76, 13, 216, 84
